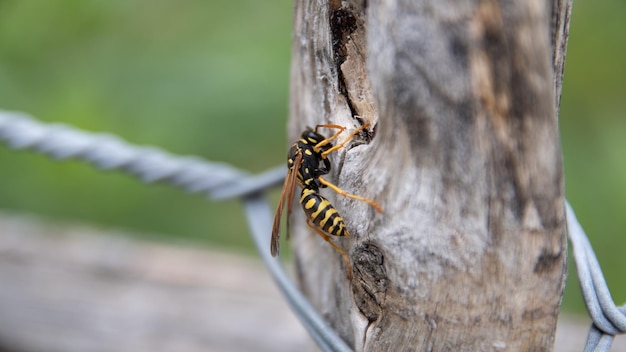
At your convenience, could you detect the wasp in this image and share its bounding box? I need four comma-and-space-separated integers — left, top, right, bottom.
271, 123, 383, 276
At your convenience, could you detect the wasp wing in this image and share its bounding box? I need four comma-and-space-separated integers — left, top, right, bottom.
270, 150, 302, 257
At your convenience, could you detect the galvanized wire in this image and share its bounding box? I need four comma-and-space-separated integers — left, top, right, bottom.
566, 202, 626, 351
0, 110, 286, 199
243, 194, 352, 352
0, 109, 351, 352
0, 109, 624, 351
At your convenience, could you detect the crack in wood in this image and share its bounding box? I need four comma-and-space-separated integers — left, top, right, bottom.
329, 3, 365, 126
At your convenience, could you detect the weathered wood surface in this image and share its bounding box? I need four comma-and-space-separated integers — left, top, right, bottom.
0, 212, 310, 352
289, 0, 572, 350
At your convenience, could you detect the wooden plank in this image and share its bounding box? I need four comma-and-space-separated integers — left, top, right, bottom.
0, 212, 309, 352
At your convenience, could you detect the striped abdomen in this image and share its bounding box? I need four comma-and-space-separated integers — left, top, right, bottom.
300, 188, 349, 237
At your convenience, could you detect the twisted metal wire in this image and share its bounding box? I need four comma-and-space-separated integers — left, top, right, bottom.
0, 110, 286, 199
566, 202, 626, 351
0, 110, 351, 352
1, 109, 624, 351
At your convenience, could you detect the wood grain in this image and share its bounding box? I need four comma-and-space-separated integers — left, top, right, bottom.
289, 0, 572, 350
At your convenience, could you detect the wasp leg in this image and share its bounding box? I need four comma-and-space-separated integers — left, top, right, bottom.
306, 218, 352, 279
312, 124, 345, 152
319, 122, 371, 158
314, 123, 346, 134
317, 175, 383, 213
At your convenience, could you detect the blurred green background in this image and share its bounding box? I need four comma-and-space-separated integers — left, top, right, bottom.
0, 0, 292, 251
0, 0, 624, 316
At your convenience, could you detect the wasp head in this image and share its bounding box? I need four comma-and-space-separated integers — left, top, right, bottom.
301, 128, 333, 153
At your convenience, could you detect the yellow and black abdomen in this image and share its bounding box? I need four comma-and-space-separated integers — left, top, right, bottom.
300, 188, 349, 237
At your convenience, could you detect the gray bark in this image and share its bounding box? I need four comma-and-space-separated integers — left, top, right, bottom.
288, 0, 572, 350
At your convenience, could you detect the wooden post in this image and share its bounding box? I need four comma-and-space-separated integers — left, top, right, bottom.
288, 0, 572, 350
